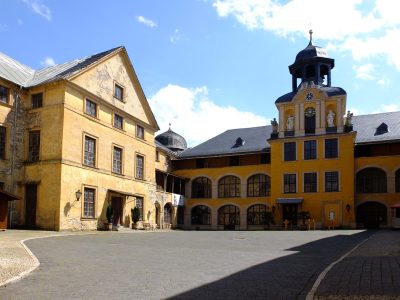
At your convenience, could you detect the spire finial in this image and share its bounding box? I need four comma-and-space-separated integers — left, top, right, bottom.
309, 29, 313, 45
168, 123, 171, 130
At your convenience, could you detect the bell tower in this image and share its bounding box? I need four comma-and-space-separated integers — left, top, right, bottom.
271, 30, 348, 138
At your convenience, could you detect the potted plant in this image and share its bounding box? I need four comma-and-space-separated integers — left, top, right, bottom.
131, 207, 140, 229
105, 202, 113, 231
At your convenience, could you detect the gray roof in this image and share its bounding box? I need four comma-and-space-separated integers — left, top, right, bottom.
155, 140, 178, 157
0, 47, 122, 88
353, 111, 400, 144
178, 126, 272, 158
177, 111, 400, 158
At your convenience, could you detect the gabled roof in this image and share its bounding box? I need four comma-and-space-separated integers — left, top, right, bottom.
178, 126, 272, 159
0, 47, 122, 88
353, 111, 400, 144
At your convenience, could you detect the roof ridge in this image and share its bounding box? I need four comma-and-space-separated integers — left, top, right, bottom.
353, 111, 400, 118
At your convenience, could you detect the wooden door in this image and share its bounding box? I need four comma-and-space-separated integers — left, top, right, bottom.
25, 184, 37, 228
111, 197, 123, 226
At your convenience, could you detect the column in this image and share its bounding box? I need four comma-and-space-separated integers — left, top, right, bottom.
240, 210, 247, 230
211, 209, 218, 230
315, 101, 322, 134
295, 104, 300, 136
320, 101, 326, 134
336, 98, 343, 132
299, 103, 305, 135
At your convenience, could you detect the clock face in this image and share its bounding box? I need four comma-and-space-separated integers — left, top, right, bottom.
305, 92, 314, 101
305, 107, 316, 117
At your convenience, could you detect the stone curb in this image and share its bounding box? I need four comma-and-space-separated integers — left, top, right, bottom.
305, 232, 376, 300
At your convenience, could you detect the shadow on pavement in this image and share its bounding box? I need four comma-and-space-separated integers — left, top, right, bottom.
168, 230, 373, 300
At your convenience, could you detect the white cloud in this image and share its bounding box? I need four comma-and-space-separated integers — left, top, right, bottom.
23, 0, 52, 21
136, 16, 157, 28
375, 103, 400, 113
40, 57, 55, 67
353, 64, 375, 80
347, 107, 362, 116
377, 78, 389, 86
170, 29, 181, 44
212, 0, 400, 70
149, 84, 269, 146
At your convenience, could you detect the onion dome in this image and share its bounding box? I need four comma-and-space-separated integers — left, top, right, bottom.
155, 125, 187, 152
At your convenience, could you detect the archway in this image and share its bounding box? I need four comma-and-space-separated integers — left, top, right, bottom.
357, 201, 387, 228
164, 203, 172, 225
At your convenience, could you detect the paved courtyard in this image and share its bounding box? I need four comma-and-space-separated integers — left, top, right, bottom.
0, 230, 377, 299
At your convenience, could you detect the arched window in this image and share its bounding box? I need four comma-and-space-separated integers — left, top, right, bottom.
191, 177, 212, 198
218, 175, 241, 198
396, 169, 400, 193
218, 205, 240, 225
304, 107, 316, 134
191, 205, 211, 225
247, 204, 269, 225
356, 168, 387, 193
247, 174, 271, 197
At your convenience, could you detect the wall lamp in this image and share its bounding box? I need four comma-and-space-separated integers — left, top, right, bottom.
75, 190, 82, 201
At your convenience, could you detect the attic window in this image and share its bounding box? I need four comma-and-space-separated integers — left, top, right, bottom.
114, 83, 124, 101
375, 123, 389, 135
233, 137, 245, 148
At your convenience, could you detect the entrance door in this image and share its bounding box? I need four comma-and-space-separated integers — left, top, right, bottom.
111, 197, 123, 226
155, 204, 160, 227
357, 201, 387, 228
282, 204, 298, 226
25, 184, 37, 228
164, 203, 172, 224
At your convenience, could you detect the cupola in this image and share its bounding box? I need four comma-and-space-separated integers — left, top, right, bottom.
155, 125, 187, 152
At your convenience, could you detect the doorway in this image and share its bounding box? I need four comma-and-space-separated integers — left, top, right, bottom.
357, 201, 387, 228
25, 184, 37, 228
282, 204, 298, 226
164, 203, 172, 225
111, 196, 124, 227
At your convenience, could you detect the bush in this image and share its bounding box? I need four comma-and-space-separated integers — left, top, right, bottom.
131, 207, 140, 224
106, 202, 113, 223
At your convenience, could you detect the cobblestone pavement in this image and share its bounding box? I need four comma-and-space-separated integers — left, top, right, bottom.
0, 230, 372, 300
316, 230, 400, 300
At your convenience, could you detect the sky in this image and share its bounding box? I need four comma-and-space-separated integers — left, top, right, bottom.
2, 0, 400, 147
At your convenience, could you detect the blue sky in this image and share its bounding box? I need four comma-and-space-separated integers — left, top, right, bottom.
2, 0, 400, 146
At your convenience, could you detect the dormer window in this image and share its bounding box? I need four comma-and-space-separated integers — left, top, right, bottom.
233, 137, 245, 148
114, 83, 124, 101
375, 123, 388, 135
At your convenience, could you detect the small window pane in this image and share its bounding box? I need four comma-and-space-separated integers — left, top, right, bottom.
32, 93, 43, 108
325, 139, 338, 158
84, 136, 96, 167
28, 131, 40, 162
83, 187, 95, 218
284, 174, 296, 193
136, 155, 144, 179
284, 142, 296, 161
86, 99, 97, 117
114, 113, 123, 129
325, 172, 339, 192
0, 86, 9, 103
136, 125, 144, 139
114, 84, 123, 101
113, 147, 122, 174
304, 140, 316, 160
304, 172, 317, 192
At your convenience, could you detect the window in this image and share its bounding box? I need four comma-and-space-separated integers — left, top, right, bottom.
31, 93, 43, 108
218, 205, 240, 225
356, 168, 387, 193
191, 205, 211, 225
229, 156, 240, 166
85, 99, 97, 117
325, 138, 338, 158
155, 151, 159, 162
218, 175, 241, 198
84, 136, 96, 167
192, 177, 212, 198
28, 130, 40, 162
396, 170, 400, 193
304, 140, 316, 160
136, 125, 144, 139
0, 126, 5, 159
114, 83, 123, 101
284, 142, 296, 161
325, 171, 339, 192
304, 172, 317, 193
112, 146, 123, 174
83, 187, 95, 218
247, 174, 271, 197
196, 158, 205, 168
135, 197, 144, 221
0, 85, 9, 103
136, 155, 144, 179
113, 113, 123, 129
247, 204, 268, 225
284, 174, 296, 193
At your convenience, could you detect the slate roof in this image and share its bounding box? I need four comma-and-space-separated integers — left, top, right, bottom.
0, 47, 122, 87
275, 86, 346, 104
177, 111, 400, 158
178, 125, 272, 158
155, 140, 178, 157
353, 111, 400, 144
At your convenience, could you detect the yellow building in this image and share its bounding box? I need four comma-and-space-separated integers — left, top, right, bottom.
171, 35, 400, 230
0, 46, 186, 231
